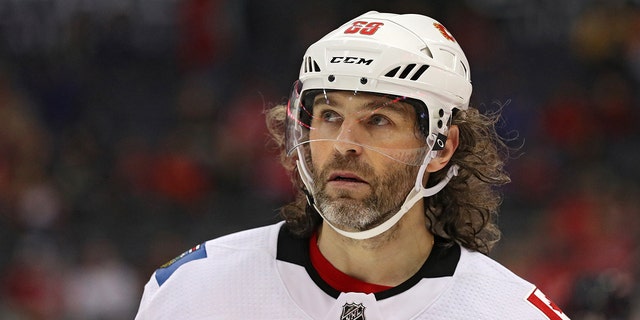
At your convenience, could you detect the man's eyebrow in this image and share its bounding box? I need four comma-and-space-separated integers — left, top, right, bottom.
362, 98, 412, 117
314, 94, 411, 113
312, 94, 414, 122
312, 94, 333, 106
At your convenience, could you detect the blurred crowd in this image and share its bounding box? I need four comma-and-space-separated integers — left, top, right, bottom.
0, 0, 638, 319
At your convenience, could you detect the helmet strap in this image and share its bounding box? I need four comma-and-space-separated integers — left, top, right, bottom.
296, 152, 459, 240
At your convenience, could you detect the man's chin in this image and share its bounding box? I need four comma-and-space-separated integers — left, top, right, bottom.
324, 188, 370, 201
318, 203, 388, 231
322, 216, 387, 234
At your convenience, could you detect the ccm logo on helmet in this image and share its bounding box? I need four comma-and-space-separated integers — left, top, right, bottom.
344, 21, 384, 35
330, 56, 374, 65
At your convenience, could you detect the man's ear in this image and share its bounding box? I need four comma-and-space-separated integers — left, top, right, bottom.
426, 125, 459, 173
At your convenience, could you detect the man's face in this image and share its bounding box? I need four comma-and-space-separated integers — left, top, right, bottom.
307, 91, 425, 232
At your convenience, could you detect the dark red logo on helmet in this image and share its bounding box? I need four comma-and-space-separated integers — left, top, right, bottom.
433, 22, 456, 42
345, 21, 384, 35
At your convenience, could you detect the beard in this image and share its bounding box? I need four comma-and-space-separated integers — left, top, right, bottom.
312, 153, 419, 232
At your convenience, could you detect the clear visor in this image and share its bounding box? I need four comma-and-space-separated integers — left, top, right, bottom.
285, 81, 435, 166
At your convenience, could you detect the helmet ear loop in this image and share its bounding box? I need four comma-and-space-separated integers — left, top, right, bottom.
417, 109, 453, 191
429, 109, 454, 159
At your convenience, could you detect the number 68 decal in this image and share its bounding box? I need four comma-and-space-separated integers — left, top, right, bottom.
344, 21, 384, 35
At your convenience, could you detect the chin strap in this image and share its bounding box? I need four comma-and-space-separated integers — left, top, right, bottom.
300, 158, 459, 240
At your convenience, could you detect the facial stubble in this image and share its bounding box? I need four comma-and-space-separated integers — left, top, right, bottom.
313, 154, 419, 232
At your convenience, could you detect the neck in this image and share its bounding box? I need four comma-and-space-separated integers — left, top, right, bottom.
316, 203, 434, 287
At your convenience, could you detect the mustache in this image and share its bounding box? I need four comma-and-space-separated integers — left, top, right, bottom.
316, 153, 375, 183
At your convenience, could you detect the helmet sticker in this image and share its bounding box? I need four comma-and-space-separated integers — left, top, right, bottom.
344, 21, 384, 35
433, 22, 456, 42
329, 56, 374, 65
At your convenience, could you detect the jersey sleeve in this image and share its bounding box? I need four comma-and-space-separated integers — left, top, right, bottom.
134, 243, 208, 319
134, 273, 161, 320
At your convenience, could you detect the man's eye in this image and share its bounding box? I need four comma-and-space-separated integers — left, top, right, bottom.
320, 110, 341, 122
368, 114, 390, 126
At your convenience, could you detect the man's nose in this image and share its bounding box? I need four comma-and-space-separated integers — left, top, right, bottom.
333, 124, 364, 156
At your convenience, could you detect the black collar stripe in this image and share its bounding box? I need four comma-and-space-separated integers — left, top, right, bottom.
276, 225, 461, 300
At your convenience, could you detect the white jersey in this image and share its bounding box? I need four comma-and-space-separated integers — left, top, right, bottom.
136, 222, 569, 320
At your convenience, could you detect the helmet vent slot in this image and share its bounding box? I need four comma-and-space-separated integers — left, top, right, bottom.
421, 46, 433, 58
385, 66, 401, 77
384, 64, 430, 81
458, 60, 468, 78
399, 64, 416, 79
304, 57, 322, 73
410, 65, 430, 80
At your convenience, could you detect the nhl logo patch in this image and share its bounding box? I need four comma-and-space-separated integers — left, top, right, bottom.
340, 302, 365, 320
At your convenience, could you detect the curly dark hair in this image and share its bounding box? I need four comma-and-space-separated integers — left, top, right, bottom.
265, 103, 511, 254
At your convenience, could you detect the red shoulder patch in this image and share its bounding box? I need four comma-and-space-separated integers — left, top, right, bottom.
526, 288, 570, 320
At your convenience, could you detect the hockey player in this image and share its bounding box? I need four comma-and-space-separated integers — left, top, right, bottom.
136, 11, 569, 319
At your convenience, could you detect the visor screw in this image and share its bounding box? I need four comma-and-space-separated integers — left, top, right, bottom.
360, 77, 368, 84
328, 75, 335, 82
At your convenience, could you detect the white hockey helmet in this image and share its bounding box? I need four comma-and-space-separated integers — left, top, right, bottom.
285, 11, 472, 239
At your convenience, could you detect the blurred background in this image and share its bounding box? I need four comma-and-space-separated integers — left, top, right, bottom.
0, 0, 638, 319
